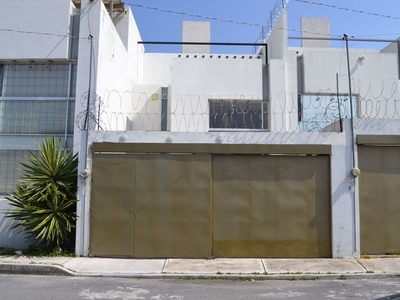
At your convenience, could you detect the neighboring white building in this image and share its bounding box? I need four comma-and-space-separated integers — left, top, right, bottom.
1, 0, 400, 258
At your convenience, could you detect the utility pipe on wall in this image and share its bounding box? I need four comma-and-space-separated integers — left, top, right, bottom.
343, 33, 358, 255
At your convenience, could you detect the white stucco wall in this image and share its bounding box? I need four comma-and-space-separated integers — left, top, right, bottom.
170, 56, 263, 132
268, 50, 299, 133
74, 1, 145, 136
130, 84, 163, 131
143, 53, 177, 87
0, 0, 76, 59
301, 18, 330, 48
267, 10, 301, 132
268, 10, 287, 61
96, 6, 144, 131
112, 8, 144, 85
300, 49, 399, 95
0, 200, 27, 249
182, 21, 211, 54
143, 53, 265, 132
74, 0, 145, 255
298, 48, 400, 120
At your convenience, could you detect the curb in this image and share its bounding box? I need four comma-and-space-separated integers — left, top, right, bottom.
78, 272, 399, 281
0, 263, 399, 280
0, 263, 75, 276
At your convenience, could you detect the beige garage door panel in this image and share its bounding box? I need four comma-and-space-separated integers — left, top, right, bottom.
212, 155, 331, 258
90, 163, 135, 257
359, 146, 400, 254
133, 154, 211, 258
90, 154, 212, 258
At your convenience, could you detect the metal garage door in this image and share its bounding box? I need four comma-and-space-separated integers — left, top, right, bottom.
90, 153, 212, 258
358, 140, 400, 255
89, 143, 331, 258
212, 155, 331, 258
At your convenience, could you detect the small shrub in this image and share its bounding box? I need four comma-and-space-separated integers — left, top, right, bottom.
23, 244, 76, 257
6, 138, 78, 250
24, 244, 45, 257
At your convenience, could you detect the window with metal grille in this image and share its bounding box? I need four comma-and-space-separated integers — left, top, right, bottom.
0, 63, 76, 135
0, 100, 75, 134
0, 62, 76, 195
298, 94, 357, 132
209, 99, 269, 131
0, 63, 76, 97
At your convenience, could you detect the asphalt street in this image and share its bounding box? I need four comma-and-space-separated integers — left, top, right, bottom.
1, 274, 400, 300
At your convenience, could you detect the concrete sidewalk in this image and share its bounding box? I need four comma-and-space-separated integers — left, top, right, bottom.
0, 255, 400, 280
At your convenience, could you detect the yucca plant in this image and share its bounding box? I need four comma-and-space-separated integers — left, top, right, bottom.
6, 137, 78, 249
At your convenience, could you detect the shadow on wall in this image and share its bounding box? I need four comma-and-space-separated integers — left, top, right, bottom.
0, 199, 27, 250
98, 89, 163, 131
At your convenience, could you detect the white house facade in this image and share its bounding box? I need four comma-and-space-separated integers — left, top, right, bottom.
1, 0, 400, 259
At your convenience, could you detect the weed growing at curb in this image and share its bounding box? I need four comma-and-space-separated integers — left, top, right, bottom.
0, 245, 75, 257
288, 276, 318, 281
0, 247, 16, 255
232, 277, 266, 281
338, 275, 348, 280
179, 276, 219, 281
25, 245, 76, 257
179, 276, 269, 281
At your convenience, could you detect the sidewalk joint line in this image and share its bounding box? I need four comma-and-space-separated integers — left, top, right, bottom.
261, 259, 267, 273
63, 257, 74, 265
356, 259, 368, 272
161, 259, 168, 273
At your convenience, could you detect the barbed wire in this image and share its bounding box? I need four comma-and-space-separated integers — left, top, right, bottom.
78, 84, 400, 133
253, 0, 289, 53
76, 91, 106, 130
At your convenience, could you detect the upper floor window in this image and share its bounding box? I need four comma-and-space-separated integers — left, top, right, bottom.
209, 99, 269, 131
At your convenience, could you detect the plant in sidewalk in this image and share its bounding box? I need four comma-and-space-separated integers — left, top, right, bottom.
0, 247, 16, 256
6, 137, 78, 250
22, 244, 76, 257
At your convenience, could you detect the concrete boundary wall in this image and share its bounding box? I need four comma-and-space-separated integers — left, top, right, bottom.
71, 118, 400, 258
2, 119, 399, 255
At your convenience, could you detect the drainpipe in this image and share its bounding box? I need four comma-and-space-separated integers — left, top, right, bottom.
109, 0, 114, 19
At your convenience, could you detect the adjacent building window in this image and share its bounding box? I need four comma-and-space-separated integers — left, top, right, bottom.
0, 100, 75, 134
209, 99, 269, 131
0, 63, 76, 97
0, 150, 38, 195
0, 62, 76, 195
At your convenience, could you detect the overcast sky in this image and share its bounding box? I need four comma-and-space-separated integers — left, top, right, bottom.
125, 0, 400, 53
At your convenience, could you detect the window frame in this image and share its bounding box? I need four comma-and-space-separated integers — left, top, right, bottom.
208, 99, 269, 132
